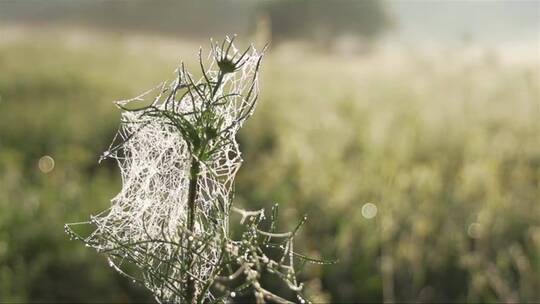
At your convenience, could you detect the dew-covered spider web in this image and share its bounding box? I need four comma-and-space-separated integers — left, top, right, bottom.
66, 37, 328, 304
66, 38, 263, 302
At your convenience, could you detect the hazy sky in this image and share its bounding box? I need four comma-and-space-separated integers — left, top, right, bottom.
388, 0, 539, 44
0, 0, 538, 47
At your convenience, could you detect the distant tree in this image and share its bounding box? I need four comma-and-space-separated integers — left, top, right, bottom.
257, 0, 391, 48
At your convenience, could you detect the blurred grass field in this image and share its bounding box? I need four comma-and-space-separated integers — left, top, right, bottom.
0, 27, 539, 303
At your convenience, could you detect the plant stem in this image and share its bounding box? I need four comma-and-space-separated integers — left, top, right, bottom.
187, 157, 200, 304
211, 72, 224, 98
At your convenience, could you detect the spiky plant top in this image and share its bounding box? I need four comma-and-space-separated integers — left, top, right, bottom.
66, 37, 331, 304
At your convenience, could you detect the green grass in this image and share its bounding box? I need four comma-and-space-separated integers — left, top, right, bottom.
0, 29, 539, 302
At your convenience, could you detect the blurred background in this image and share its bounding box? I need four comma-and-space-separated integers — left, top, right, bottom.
0, 0, 539, 302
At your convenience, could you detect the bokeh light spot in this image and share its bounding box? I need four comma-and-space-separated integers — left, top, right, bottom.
467, 223, 481, 239
361, 203, 378, 219
38, 155, 55, 173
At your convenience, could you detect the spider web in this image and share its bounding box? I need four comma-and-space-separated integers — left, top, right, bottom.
66, 39, 263, 303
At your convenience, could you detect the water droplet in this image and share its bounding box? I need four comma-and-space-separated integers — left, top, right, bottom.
99, 151, 111, 163
230, 292, 236, 298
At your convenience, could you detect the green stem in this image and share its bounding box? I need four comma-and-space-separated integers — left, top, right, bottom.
211, 72, 224, 98
187, 157, 200, 304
